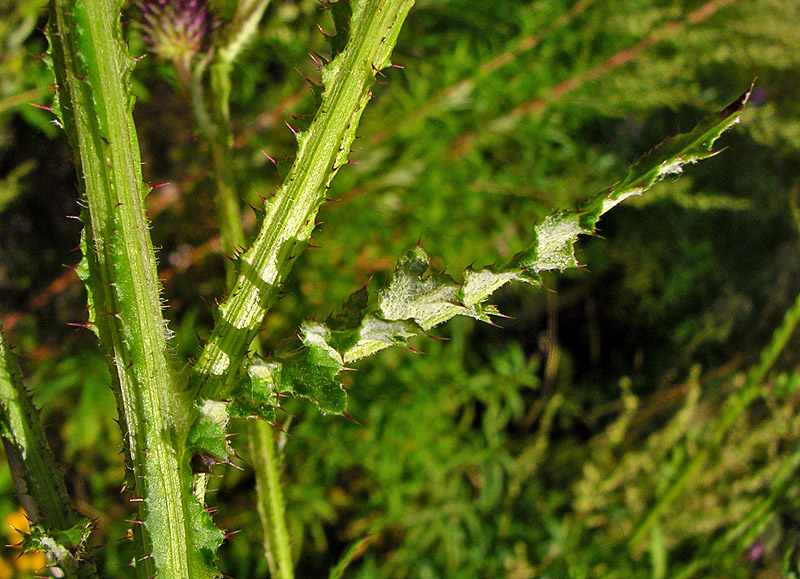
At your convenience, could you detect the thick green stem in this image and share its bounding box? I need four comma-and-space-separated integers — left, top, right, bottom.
190, 0, 416, 401
0, 328, 98, 577
47, 1, 208, 576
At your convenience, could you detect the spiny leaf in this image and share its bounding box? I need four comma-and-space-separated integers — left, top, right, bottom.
19, 518, 93, 553
229, 364, 278, 422
231, 88, 749, 417
322, 0, 352, 57
577, 85, 753, 231
185, 497, 225, 567
333, 313, 420, 361
235, 323, 347, 417
378, 245, 498, 328
464, 86, 753, 293
17, 519, 95, 573
285, 321, 347, 413
327, 282, 369, 330
187, 401, 232, 471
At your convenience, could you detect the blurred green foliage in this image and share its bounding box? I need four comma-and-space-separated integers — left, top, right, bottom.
1, 0, 800, 577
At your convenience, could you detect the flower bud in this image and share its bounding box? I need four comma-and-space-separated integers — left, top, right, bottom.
138, 0, 215, 65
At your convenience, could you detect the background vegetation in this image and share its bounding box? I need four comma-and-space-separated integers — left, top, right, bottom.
1, 0, 799, 576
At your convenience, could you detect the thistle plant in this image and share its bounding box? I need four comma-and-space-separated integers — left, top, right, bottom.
0, 0, 773, 577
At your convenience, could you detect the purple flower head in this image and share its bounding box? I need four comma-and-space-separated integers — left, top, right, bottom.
138, 0, 215, 64
746, 540, 765, 563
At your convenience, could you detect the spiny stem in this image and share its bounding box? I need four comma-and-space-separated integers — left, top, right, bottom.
47, 0, 202, 576
190, 0, 416, 401
188, 1, 293, 572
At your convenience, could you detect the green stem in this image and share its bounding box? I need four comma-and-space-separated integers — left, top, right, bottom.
190, 0, 271, 285
672, 440, 800, 579
47, 1, 206, 576
0, 328, 98, 577
249, 420, 294, 579
190, 0, 416, 402
189, 3, 414, 573
189, 63, 243, 289
190, 2, 293, 574
211, 136, 247, 254
628, 287, 800, 549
